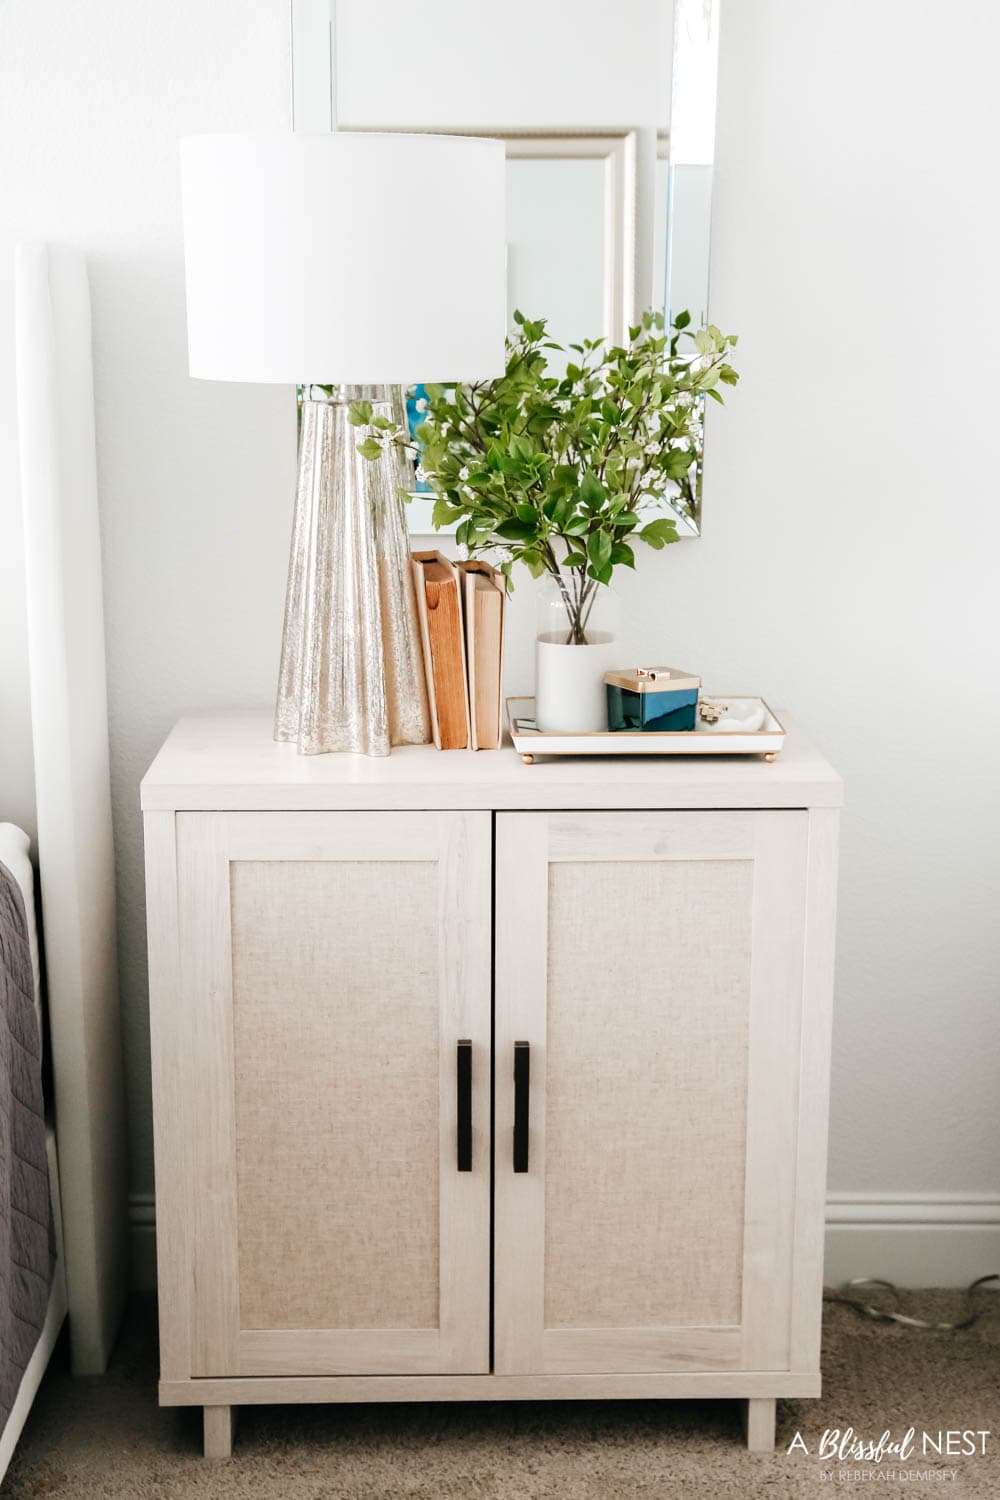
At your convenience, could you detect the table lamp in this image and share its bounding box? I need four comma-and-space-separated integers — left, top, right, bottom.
180, 132, 506, 755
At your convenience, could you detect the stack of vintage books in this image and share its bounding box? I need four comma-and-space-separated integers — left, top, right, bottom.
411, 551, 507, 750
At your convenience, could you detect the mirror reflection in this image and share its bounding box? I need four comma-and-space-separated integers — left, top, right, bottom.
290, 0, 722, 534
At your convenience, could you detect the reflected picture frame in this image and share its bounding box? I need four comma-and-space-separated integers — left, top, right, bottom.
373, 128, 638, 532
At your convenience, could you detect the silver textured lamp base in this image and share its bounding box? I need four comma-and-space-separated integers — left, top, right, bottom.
274, 386, 430, 756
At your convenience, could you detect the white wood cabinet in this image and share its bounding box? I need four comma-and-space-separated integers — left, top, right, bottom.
175, 810, 491, 1380
142, 711, 841, 1457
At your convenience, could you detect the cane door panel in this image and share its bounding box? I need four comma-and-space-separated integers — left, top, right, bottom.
493, 810, 807, 1375
177, 810, 491, 1377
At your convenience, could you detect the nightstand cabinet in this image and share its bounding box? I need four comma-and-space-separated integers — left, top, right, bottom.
142, 712, 841, 1457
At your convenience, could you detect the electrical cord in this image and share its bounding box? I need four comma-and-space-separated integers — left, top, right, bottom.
823, 1274, 1000, 1331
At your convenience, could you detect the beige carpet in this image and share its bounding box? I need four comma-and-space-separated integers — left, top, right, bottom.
5, 1292, 999, 1498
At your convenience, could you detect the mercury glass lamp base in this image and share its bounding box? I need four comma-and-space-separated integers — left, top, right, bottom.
274, 386, 430, 756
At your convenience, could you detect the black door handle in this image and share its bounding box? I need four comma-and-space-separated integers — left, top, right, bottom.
513, 1041, 530, 1173
457, 1039, 472, 1171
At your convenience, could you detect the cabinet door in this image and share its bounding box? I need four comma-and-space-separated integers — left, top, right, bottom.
176, 810, 491, 1378
494, 810, 807, 1376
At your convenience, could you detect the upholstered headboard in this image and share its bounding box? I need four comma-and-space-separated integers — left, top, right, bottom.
14, 242, 128, 1375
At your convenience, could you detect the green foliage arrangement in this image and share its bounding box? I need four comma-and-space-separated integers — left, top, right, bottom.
351, 309, 738, 645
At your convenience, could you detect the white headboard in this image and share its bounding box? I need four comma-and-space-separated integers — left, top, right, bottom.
14, 242, 128, 1375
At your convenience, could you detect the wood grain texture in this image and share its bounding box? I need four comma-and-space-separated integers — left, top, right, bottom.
161, 1370, 821, 1406
143, 812, 190, 1382
236, 1328, 464, 1377
542, 1327, 742, 1374
495, 811, 808, 1378
493, 815, 548, 1376
545, 810, 756, 862
789, 808, 841, 1372
175, 810, 491, 1379
739, 812, 808, 1372
178, 813, 241, 1377
744, 1397, 777, 1452
202, 1405, 235, 1460
435, 811, 493, 1370
140, 711, 844, 813
145, 720, 840, 1423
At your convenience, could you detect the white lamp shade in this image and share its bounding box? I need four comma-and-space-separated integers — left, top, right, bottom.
180, 132, 506, 385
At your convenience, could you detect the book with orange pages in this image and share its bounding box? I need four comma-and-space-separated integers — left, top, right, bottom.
411, 551, 471, 749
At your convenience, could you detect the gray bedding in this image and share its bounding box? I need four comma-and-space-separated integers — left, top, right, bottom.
0, 860, 54, 1431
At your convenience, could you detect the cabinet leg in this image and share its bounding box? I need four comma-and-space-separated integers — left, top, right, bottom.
203, 1404, 236, 1459
743, 1397, 776, 1452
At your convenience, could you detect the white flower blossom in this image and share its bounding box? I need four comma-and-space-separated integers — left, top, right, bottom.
459, 465, 470, 481
415, 397, 429, 413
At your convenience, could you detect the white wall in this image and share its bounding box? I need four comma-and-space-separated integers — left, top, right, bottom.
669, 0, 1000, 1280
2, 0, 998, 1285
0, 0, 295, 1235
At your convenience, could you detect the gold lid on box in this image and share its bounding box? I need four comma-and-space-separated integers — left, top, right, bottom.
603, 666, 701, 694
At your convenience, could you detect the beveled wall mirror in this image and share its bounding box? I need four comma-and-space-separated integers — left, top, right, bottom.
290, 0, 721, 535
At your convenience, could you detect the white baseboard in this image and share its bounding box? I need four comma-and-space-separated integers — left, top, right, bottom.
824, 1194, 1000, 1288
127, 1192, 1000, 1295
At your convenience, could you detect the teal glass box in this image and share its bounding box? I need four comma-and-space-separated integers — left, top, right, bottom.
604, 666, 701, 733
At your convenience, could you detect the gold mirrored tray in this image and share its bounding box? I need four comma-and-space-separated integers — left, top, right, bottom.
506, 697, 786, 764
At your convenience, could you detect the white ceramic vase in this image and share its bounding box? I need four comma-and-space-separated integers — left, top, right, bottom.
533, 576, 620, 733
535, 633, 617, 733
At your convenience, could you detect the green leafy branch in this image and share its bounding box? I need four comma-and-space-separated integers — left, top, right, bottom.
352, 309, 738, 644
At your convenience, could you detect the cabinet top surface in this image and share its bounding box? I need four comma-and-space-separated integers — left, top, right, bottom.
140, 710, 842, 812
